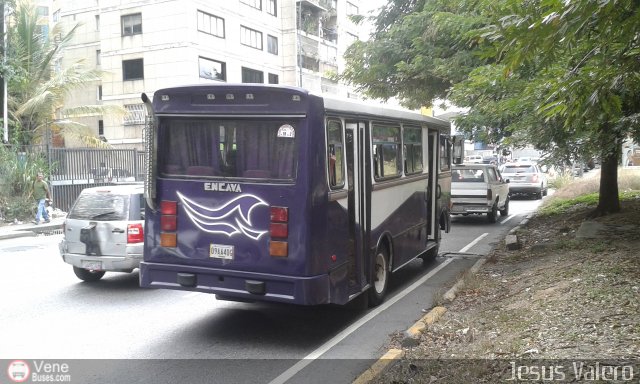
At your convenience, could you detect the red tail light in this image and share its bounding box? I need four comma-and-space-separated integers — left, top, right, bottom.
160, 200, 178, 248
161, 200, 177, 215
270, 223, 288, 238
161, 215, 177, 231
270, 207, 288, 222
487, 189, 493, 200
531, 174, 539, 182
270, 206, 289, 257
127, 223, 144, 243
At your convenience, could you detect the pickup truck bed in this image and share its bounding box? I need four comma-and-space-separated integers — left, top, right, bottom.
451, 164, 510, 223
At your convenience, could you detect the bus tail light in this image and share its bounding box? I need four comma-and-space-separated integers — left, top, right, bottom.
270, 206, 288, 257
270, 207, 288, 223
270, 241, 288, 257
270, 223, 288, 238
160, 232, 177, 247
161, 200, 177, 215
161, 215, 177, 231
127, 223, 144, 243
161, 200, 178, 248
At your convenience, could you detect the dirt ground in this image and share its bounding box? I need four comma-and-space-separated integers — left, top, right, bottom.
372, 198, 640, 383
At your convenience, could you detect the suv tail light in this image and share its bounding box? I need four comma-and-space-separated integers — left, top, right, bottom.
127, 223, 144, 243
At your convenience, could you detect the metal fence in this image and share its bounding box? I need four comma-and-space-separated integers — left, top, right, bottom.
47, 148, 146, 212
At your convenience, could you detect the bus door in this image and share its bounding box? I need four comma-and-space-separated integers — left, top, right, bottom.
345, 121, 369, 295
427, 131, 440, 241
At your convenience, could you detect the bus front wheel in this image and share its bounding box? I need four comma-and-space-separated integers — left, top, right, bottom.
368, 247, 390, 306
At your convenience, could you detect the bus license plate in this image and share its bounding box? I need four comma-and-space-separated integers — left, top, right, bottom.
210, 244, 234, 260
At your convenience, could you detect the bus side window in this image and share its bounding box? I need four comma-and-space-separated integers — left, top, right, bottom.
327, 119, 344, 189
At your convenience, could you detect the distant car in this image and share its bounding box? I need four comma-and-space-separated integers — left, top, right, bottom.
59, 184, 145, 281
451, 164, 510, 223
464, 155, 483, 164
501, 163, 548, 199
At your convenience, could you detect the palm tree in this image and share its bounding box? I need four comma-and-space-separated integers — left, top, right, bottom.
7, 0, 123, 147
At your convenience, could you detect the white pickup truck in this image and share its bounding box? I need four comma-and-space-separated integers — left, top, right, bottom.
451, 164, 510, 223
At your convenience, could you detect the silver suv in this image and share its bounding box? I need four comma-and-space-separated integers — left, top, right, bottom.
59, 184, 145, 281
501, 163, 548, 199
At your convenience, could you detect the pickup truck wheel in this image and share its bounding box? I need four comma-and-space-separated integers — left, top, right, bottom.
487, 203, 498, 223
499, 197, 510, 216
73, 266, 105, 282
535, 187, 543, 200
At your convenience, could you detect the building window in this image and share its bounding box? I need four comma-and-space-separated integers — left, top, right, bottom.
197, 10, 225, 38
97, 85, 102, 101
242, 67, 264, 83
240, 0, 262, 10
240, 26, 263, 50
53, 10, 60, 22
95, 15, 100, 31
268, 73, 279, 84
121, 13, 142, 36
123, 59, 144, 81
36, 6, 49, 17
124, 104, 145, 126
199, 57, 226, 81
267, 35, 278, 55
96, 50, 101, 66
98, 120, 104, 136
267, 0, 277, 16
346, 2, 359, 15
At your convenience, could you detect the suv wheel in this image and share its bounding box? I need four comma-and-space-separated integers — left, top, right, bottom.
487, 203, 498, 223
73, 266, 106, 282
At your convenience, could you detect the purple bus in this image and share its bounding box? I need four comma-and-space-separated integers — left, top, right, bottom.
139, 84, 461, 306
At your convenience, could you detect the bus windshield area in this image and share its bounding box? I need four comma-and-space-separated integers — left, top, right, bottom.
159, 118, 298, 180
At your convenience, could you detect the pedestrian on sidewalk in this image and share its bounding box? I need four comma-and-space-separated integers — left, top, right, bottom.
32, 171, 51, 224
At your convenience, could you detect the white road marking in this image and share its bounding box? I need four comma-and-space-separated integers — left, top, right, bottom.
269, 257, 455, 384
458, 233, 488, 253
500, 214, 515, 225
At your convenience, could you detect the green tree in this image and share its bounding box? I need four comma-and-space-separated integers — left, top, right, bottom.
6, 0, 121, 147
342, 0, 640, 216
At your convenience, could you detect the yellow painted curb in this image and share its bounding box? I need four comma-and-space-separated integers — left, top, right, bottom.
352, 348, 405, 384
421, 306, 447, 325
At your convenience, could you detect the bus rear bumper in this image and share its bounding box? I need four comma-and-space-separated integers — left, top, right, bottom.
139, 261, 338, 305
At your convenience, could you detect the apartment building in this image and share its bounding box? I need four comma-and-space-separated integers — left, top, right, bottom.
51, 0, 364, 148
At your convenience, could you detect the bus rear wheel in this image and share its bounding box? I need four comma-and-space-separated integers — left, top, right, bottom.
368, 247, 389, 307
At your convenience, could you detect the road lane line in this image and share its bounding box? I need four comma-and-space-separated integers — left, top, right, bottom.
458, 233, 488, 253
500, 214, 515, 225
268, 257, 455, 384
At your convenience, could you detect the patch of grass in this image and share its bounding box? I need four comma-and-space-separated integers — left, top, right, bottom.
540, 193, 599, 216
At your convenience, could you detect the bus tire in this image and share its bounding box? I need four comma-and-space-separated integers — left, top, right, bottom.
421, 226, 441, 264
368, 247, 390, 307
73, 266, 105, 282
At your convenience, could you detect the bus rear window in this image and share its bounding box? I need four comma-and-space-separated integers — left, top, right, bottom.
160, 118, 298, 180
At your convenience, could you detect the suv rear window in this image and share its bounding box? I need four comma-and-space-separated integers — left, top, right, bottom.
503, 165, 536, 173
69, 193, 131, 221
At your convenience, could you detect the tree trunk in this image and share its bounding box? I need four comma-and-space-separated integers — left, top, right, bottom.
591, 133, 620, 217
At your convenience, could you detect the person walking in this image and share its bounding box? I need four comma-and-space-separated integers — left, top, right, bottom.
32, 172, 51, 224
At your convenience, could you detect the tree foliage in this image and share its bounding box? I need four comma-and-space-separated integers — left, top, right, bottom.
342, 0, 640, 216
5, 1, 121, 147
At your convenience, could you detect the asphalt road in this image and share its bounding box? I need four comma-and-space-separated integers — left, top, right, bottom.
0, 196, 544, 384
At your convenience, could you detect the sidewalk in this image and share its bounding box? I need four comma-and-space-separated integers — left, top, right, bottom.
0, 217, 65, 240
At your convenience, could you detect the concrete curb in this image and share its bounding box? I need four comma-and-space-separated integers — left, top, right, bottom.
352, 213, 537, 383
0, 223, 63, 241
